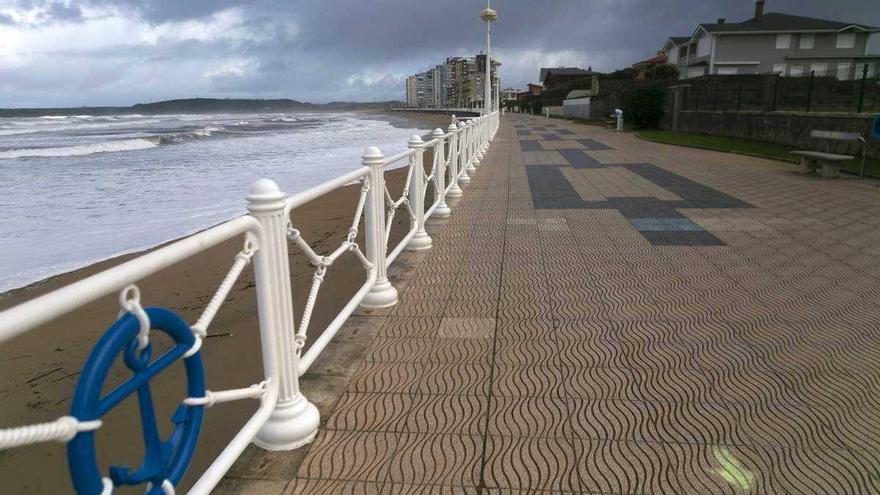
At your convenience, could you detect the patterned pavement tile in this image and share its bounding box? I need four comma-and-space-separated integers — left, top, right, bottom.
482, 436, 580, 492
296, 430, 400, 482
384, 433, 482, 487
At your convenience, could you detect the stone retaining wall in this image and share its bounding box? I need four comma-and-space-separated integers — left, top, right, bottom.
665, 110, 880, 158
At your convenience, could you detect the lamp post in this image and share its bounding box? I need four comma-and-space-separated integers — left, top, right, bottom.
480, 0, 497, 117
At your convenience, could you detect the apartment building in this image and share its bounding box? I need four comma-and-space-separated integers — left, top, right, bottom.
405, 53, 499, 108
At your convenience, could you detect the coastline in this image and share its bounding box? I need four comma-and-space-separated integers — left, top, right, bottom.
0, 110, 452, 493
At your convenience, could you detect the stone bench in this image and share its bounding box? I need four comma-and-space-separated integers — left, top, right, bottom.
791, 130, 866, 179
791, 150, 854, 178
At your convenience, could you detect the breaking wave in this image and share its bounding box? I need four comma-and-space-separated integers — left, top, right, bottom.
0, 125, 228, 158
0, 138, 159, 158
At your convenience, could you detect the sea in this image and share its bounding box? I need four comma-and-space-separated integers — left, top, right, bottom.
0, 112, 428, 293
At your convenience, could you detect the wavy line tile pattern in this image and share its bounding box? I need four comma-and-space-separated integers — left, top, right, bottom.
287, 115, 880, 494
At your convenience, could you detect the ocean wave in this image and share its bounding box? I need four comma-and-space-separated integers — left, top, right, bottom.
0, 138, 158, 158
38, 115, 93, 120
0, 116, 329, 158
0, 128, 41, 136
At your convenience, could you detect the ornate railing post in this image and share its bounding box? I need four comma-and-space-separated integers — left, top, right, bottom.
474, 117, 484, 166
360, 147, 399, 308
248, 179, 319, 450
431, 128, 452, 217
407, 135, 432, 251
468, 118, 479, 173
459, 120, 472, 184
446, 122, 463, 198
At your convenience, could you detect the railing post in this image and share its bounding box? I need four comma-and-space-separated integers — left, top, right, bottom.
459, 120, 472, 184
248, 179, 319, 451
446, 122, 463, 197
474, 117, 484, 166
432, 128, 452, 217
360, 147, 399, 308
465, 119, 477, 175
407, 135, 433, 251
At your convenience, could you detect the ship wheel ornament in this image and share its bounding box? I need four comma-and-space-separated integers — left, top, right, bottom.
67, 286, 205, 494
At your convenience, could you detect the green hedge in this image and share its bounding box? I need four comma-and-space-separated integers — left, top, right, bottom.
622, 83, 665, 129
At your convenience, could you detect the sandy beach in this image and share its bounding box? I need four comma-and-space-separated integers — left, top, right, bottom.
0, 111, 453, 493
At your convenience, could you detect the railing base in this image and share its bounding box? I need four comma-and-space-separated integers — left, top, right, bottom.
433, 204, 452, 218
445, 190, 463, 199
360, 279, 399, 309
407, 232, 433, 251
253, 394, 319, 451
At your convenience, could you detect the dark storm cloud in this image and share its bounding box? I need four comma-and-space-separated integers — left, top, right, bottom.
0, 0, 878, 106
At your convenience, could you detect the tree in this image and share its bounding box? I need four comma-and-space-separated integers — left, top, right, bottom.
645, 64, 680, 81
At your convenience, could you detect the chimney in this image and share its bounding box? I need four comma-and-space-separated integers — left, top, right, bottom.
717, 18, 725, 24
755, 0, 765, 21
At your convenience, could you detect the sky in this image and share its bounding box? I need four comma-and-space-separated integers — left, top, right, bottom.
0, 0, 878, 108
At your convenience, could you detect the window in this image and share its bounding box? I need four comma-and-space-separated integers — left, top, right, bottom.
789, 65, 804, 77
799, 34, 814, 49
717, 67, 738, 75
837, 32, 856, 49
772, 64, 786, 75
776, 34, 792, 49
837, 62, 852, 80
668, 49, 679, 65
810, 63, 827, 76
697, 36, 711, 57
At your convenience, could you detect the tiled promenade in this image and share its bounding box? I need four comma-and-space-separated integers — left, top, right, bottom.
227, 115, 880, 493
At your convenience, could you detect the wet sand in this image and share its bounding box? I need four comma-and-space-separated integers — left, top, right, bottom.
0, 111, 452, 493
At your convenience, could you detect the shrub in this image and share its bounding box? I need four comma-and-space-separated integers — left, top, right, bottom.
622, 83, 665, 129
607, 68, 638, 80
645, 64, 680, 81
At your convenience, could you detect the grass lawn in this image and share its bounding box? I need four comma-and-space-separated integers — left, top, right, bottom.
637, 129, 880, 178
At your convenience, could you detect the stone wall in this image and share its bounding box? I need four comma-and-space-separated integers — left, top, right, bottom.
545, 105, 565, 117
665, 110, 880, 158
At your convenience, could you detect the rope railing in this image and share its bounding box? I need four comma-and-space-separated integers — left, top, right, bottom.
0, 110, 499, 495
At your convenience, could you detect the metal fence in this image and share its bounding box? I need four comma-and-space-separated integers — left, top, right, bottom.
683, 64, 880, 114
0, 111, 499, 494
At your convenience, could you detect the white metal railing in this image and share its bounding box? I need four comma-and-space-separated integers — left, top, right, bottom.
0, 110, 499, 495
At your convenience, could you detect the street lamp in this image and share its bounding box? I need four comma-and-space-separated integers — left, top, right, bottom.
480, 0, 497, 116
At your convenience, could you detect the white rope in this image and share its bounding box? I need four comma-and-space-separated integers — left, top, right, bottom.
0, 416, 101, 450
284, 177, 375, 358
182, 336, 202, 358
100, 477, 113, 495
118, 285, 150, 351
145, 479, 175, 495
191, 238, 256, 339
295, 265, 326, 352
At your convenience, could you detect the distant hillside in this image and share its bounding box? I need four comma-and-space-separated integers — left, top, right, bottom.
0, 98, 403, 118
